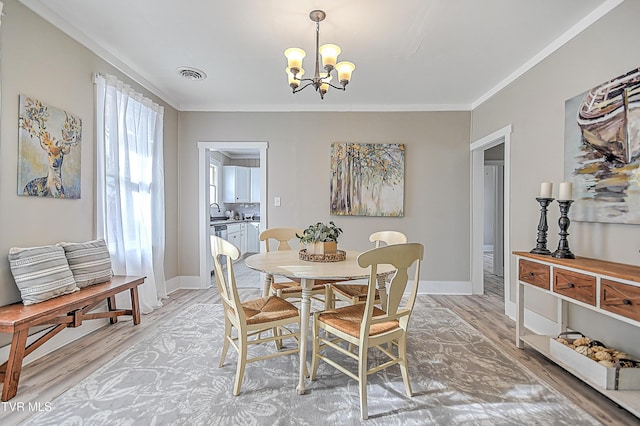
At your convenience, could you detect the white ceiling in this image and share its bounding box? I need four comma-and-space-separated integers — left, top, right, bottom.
20, 0, 620, 112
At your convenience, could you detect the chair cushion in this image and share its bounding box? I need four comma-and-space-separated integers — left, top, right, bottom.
8, 245, 79, 305
318, 304, 399, 338
241, 296, 299, 325
59, 239, 113, 288
332, 284, 380, 302
271, 281, 326, 295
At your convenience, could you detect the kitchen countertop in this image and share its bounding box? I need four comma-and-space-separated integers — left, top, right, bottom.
210, 218, 260, 226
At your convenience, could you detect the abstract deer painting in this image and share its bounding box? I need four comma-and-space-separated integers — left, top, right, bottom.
18, 95, 82, 199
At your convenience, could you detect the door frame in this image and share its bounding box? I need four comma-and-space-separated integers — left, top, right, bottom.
470, 125, 511, 313
197, 141, 268, 289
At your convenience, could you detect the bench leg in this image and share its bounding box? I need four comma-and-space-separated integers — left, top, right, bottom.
2, 330, 28, 401
107, 295, 118, 324
130, 286, 141, 325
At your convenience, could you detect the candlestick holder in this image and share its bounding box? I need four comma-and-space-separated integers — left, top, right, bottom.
530, 197, 554, 255
552, 200, 575, 259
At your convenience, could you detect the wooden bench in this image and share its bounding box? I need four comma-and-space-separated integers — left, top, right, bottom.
0, 275, 145, 401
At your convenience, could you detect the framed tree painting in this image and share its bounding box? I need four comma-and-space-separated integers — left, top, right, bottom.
564, 67, 640, 224
330, 142, 404, 216
18, 95, 82, 199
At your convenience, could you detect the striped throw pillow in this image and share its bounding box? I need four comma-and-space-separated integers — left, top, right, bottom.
59, 239, 113, 288
8, 245, 79, 305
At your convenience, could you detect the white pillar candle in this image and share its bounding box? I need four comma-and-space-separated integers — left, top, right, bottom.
539, 182, 553, 198
558, 182, 573, 200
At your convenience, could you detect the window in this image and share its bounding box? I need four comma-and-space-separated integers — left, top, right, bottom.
95, 73, 166, 313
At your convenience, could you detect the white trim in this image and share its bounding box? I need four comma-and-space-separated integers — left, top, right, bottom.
470, 125, 511, 305
164, 276, 183, 295
178, 103, 472, 113
505, 302, 561, 338
167, 276, 473, 296
19, 0, 621, 113
19, 0, 178, 110
470, 125, 512, 151
472, 0, 623, 109
166, 276, 203, 294
419, 281, 473, 295
197, 142, 268, 289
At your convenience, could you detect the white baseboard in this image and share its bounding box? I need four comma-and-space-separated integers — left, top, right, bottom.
166, 276, 209, 295
505, 300, 559, 337
165, 276, 182, 294
418, 280, 473, 295
171, 277, 473, 296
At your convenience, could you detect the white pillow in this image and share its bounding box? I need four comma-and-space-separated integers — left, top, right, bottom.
59, 239, 113, 288
8, 245, 79, 305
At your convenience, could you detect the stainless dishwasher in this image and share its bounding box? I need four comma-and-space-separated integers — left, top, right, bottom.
214, 224, 228, 240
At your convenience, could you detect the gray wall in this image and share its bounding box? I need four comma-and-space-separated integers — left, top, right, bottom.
178, 111, 472, 282
0, 0, 180, 309
471, 0, 640, 352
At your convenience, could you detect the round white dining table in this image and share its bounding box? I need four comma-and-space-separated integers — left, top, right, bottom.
244, 249, 395, 394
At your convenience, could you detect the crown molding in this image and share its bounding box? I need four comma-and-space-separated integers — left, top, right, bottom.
19, 0, 179, 110
178, 103, 472, 112
471, 0, 624, 109
20, 0, 623, 113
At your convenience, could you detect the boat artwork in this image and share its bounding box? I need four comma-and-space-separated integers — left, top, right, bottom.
577, 67, 640, 165
565, 66, 640, 224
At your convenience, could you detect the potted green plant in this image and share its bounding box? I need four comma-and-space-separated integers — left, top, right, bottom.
297, 221, 343, 255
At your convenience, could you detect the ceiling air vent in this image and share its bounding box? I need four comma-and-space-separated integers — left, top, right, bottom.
177, 67, 207, 81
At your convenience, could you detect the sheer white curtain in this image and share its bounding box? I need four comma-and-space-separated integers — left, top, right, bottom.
95, 74, 166, 314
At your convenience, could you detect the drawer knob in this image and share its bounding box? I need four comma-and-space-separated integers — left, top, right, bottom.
528, 272, 535, 277
567, 283, 575, 288
623, 299, 632, 305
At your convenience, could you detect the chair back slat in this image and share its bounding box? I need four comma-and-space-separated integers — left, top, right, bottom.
387, 268, 409, 314
210, 235, 245, 323
260, 227, 303, 252
357, 243, 423, 336
369, 230, 407, 248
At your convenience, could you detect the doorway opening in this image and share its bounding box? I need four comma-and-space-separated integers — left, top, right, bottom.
197, 141, 268, 289
483, 158, 504, 299
470, 125, 511, 316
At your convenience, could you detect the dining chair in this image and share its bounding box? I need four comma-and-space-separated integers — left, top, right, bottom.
259, 227, 331, 308
328, 231, 408, 309
310, 242, 424, 420
211, 235, 301, 395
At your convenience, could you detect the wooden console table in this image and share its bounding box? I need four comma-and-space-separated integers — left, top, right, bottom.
513, 251, 640, 417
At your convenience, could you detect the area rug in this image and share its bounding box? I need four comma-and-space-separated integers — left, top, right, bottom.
23, 300, 599, 425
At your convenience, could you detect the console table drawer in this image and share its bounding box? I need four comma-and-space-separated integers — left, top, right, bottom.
601, 279, 640, 322
553, 268, 596, 305
518, 259, 550, 290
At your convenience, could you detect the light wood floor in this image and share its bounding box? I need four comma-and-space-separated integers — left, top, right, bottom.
2, 261, 639, 425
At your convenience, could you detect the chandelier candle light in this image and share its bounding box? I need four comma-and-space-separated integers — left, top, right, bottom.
284, 10, 355, 99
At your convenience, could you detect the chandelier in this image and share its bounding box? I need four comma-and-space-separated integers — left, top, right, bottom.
284, 10, 355, 99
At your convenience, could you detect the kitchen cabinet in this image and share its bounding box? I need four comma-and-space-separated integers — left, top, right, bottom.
247, 221, 260, 253
222, 166, 250, 203
227, 223, 247, 254
250, 167, 260, 203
